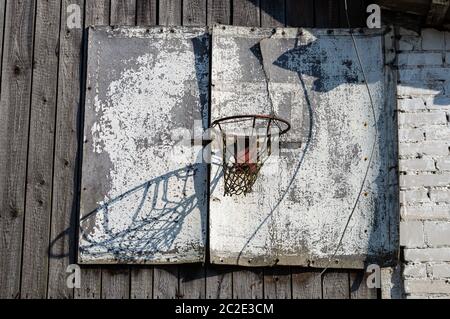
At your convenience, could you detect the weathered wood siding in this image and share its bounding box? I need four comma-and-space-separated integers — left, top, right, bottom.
0, 0, 379, 299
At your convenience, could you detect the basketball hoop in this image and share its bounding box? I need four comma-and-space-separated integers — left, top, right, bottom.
211, 114, 291, 196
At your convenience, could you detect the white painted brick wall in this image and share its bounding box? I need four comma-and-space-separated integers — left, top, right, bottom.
400, 221, 424, 247
401, 204, 450, 220
404, 280, 450, 295
429, 189, 450, 202
398, 112, 447, 126
397, 28, 450, 299
404, 248, 450, 262
399, 158, 435, 171
432, 264, 450, 278
397, 52, 442, 66
436, 158, 450, 170
403, 263, 427, 278
400, 190, 429, 204
424, 222, 450, 246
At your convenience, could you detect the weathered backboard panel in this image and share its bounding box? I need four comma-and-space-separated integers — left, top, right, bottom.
79, 27, 209, 264
210, 26, 398, 268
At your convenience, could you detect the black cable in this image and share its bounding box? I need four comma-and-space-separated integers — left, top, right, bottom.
320, 0, 379, 276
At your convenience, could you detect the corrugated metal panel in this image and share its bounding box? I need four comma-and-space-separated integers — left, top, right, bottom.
78, 26, 209, 264
209, 25, 398, 268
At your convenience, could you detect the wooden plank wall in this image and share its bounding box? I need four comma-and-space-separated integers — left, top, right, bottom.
0, 0, 377, 299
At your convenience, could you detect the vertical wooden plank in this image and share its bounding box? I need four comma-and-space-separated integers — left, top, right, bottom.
315, 0, 341, 28
260, 0, 283, 188
85, 0, 111, 26
207, 0, 231, 25
322, 271, 351, 299
73, 1, 110, 300
20, 0, 62, 299
101, 268, 130, 299
159, 0, 182, 25
233, 268, 263, 299
291, 269, 322, 299
264, 267, 291, 299
183, 0, 207, 26
285, 0, 314, 27
0, 0, 36, 299
179, 265, 206, 299
130, 267, 153, 299
136, 0, 157, 25
0, 0, 7, 97
179, 1, 207, 298
151, 2, 183, 299
260, 0, 285, 27
75, 267, 102, 299
232, 0, 260, 26
100, 0, 139, 300
47, 0, 85, 299
230, 3, 261, 299
206, 266, 233, 299
154, 266, 179, 299
111, 0, 137, 25
350, 271, 378, 299
122, 11, 154, 278
339, 0, 366, 28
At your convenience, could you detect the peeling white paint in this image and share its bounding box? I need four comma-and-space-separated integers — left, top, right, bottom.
210, 26, 397, 268
79, 27, 209, 264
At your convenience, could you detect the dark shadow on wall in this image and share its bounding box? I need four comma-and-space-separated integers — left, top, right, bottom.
243, 0, 369, 28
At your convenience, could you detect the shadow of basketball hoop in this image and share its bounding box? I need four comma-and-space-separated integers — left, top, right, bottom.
76, 164, 221, 263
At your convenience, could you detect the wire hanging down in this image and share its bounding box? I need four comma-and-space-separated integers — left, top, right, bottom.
320, 0, 379, 276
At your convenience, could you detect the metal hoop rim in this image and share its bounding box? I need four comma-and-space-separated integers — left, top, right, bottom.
211, 114, 291, 136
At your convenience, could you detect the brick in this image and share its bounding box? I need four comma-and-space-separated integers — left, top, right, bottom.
398, 112, 447, 127
445, 32, 450, 50
400, 221, 424, 247
425, 127, 450, 140
408, 96, 450, 111
398, 52, 442, 67
397, 83, 443, 97
398, 97, 427, 111
428, 96, 450, 109
400, 189, 429, 203
398, 36, 421, 51
405, 294, 430, 299
401, 204, 450, 220
437, 158, 450, 170
443, 82, 450, 96
398, 128, 425, 142
399, 68, 450, 83
429, 189, 450, 202
404, 280, 450, 294
421, 29, 445, 50
404, 248, 450, 262
403, 263, 427, 278
400, 174, 450, 188
399, 158, 435, 171
399, 142, 449, 156
424, 221, 450, 246
399, 28, 420, 36
432, 264, 450, 278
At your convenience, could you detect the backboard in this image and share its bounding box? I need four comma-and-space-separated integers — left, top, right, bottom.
78, 26, 209, 264
209, 25, 398, 268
